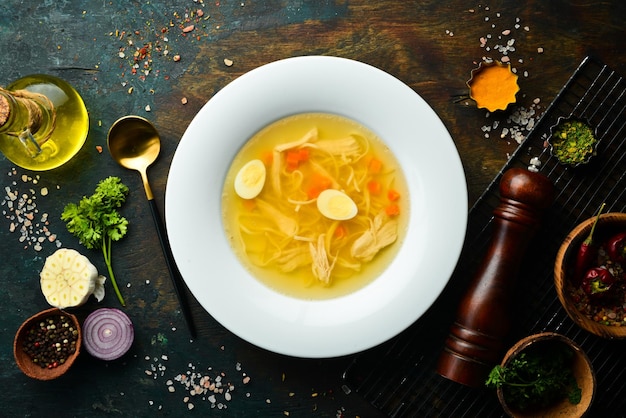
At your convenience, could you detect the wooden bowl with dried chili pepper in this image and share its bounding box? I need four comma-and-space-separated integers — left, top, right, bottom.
555, 212, 626, 339
13, 307, 82, 380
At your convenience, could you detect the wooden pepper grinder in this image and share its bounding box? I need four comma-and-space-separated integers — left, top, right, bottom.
436, 167, 555, 387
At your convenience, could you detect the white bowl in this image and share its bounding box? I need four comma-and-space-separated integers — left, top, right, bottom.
165, 56, 467, 358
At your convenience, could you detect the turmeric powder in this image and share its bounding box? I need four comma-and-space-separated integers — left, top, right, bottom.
468, 62, 519, 112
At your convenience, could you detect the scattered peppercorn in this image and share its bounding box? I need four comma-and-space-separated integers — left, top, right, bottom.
22, 314, 78, 369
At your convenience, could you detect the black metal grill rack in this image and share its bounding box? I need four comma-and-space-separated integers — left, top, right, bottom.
342, 56, 626, 417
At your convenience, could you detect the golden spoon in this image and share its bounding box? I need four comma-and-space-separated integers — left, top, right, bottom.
107, 115, 196, 338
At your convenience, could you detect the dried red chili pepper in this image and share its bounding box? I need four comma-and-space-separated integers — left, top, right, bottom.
581, 267, 616, 298
606, 231, 626, 264
573, 203, 605, 285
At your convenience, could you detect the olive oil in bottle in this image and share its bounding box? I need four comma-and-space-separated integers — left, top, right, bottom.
0, 74, 89, 171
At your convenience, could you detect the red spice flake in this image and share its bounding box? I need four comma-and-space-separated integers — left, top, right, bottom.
182, 24, 195, 33
95, 145, 103, 153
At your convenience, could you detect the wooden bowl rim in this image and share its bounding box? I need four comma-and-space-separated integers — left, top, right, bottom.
13, 307, 82, 380
554, 212, 626, 339
496, 332, 596, 418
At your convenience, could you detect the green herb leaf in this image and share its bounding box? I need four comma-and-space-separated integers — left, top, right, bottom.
61, 176, 129, 306
485, 345, 582, 411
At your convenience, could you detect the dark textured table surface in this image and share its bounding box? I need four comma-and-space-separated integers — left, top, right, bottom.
2, 1, 626, 417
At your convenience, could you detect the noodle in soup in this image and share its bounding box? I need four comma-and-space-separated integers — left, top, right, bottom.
222, 113, 408, 300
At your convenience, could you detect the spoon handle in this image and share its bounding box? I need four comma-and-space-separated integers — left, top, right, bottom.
148, 198, 198, 339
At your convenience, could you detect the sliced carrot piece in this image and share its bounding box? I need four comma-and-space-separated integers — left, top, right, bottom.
297, 148, 310, 161
368, 158, 382, 174
286, 150, 300, 164
307, 186, 323, 199
307, 173, 332, 199
367, 180, 382, 195
334, 224, 347, 239
387, 189, 401, 201
385, 204, 400, 216
285, 148, 310, 171
242, 199, 257, 211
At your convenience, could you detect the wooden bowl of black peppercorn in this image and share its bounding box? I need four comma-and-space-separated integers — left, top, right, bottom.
13, 308, 82, 380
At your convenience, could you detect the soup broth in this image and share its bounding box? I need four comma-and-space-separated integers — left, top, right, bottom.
222, 113, 409, 300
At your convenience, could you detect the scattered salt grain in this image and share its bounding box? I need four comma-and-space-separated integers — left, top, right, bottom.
2, 169, 62, 251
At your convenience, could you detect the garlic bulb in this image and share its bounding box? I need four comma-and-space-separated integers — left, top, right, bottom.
40, 248, 106, 309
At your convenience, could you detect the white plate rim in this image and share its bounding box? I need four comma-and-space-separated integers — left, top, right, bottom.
165, 55, 467, 358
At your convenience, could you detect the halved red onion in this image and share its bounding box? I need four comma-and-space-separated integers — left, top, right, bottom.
83, 308, 134, 361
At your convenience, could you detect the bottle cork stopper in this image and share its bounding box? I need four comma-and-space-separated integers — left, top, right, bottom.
0, 93, 10, 127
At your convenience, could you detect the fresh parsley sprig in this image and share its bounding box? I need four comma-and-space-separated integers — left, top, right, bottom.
61, 176, 129, 306
486, 345, 582, 411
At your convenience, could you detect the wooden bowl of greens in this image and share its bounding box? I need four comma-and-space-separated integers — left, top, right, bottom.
487, 332, 595, 417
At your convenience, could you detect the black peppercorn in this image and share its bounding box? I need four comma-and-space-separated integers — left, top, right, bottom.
22, 314, 79, 369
